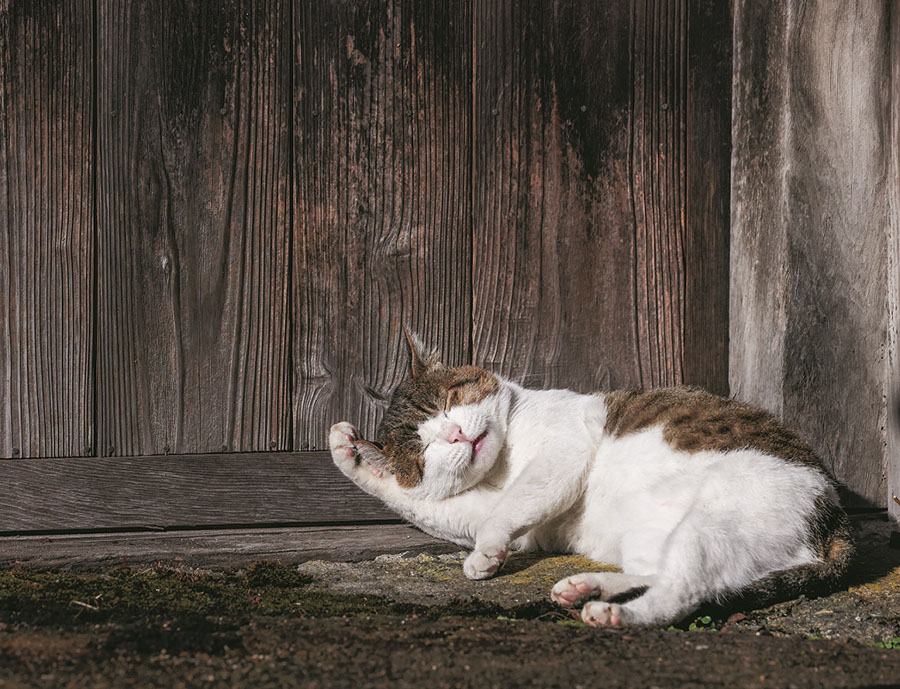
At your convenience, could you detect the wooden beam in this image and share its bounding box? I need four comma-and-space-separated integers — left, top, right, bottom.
0, 452, 396, 533
731, 0, 891, 507
0, 524, 454, 570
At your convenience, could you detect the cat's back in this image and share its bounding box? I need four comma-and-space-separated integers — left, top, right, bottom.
601, 386, 825, 471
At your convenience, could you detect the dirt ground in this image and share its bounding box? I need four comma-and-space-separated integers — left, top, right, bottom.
1, 517, 898, 689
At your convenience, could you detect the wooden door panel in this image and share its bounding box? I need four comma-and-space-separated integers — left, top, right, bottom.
95, 0, 293, 455
293, 0, 473, 450
0, 0, 94, 458
472, 0, 730, 394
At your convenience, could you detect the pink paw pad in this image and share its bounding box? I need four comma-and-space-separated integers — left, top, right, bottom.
582, 602, 623, 628
483, 552, 504, 575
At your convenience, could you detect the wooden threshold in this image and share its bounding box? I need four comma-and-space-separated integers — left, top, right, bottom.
0, 524, 458, 570
0, 452, 395, 533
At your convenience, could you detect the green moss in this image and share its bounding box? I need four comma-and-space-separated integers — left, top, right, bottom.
0, 563, 553, 629
501, 554, 616, 586
0, 563, 312, 625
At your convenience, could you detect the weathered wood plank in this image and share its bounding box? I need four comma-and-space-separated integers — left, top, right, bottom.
472, 0, 730, 393
0, 0, 94, 458
0, 524, 454, 570
683, 0, 731, 394
0, 453, 396, 533
729, 1, 790, 414
472, 0, 638, 391
293, 0, 472, 450
630, 0, 692, 389
889, 4, 900, 527
95, 0, 292, 456
731, 0, 890, 507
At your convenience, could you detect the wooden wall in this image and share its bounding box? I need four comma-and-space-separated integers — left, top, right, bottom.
732, 0, 898, 510
2, 0, 732, 468
4, 0, 897, 528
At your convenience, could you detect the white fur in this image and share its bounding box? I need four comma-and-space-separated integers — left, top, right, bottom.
328, 377, 834, 626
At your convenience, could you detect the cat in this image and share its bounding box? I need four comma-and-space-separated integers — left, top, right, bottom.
328, 331, 854, 627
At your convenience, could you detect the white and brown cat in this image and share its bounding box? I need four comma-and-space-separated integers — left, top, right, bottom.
328, 332, 854, 627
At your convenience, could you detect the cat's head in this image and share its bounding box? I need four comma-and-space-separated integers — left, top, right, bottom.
355, 330, 508, 499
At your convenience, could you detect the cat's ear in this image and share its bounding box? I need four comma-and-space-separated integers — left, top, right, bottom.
403, 326, 441, 378
354, 438, 390, 471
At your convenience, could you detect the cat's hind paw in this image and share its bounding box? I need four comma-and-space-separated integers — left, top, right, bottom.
463, 547, 507, 580
581, 601, 625, 628
550, 573, 603, 608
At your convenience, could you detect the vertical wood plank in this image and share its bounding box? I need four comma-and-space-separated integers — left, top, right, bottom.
473, 0, 637, 391
473, 0, 730, 394
294, 0, 472, 450
731, 0, 890, 507
730, 1, 790, 416
96, 0, 292, 455
0, 0, 94, 458
888, 4, 900, 526
683, 0, 731, 394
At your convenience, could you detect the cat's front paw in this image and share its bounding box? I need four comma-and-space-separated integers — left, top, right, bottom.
329, 422, 360, 472
463, 546, 507, 580
328, 422, 387, 480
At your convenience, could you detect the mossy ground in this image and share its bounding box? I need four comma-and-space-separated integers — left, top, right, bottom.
0, 561, 552, 632
1, 519, 898, 687
2, 553, 900, 688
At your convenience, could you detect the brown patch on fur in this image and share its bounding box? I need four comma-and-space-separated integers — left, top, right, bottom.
375, 365, 500, 488
605, 387, 856, 606
603, 387, 823, 468
444, 365, 500, 408
730, 505, 854, 608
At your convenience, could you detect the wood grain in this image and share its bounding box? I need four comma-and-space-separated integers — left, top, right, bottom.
472, 0, 730, 394
0, 452, 396, 533
683, 0, 731, 394
731, 0, 890, 507
889, 4, 900, 526
0, 524, 454, 570
95, 0, 292, 456
0, 0, 94, 458
630, 0, 691, 389
730, 0, 789, 416
293, 0, 472, 450
472, 0, 638, 391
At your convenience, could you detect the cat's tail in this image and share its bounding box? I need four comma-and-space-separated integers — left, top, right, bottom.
729, 504, 855, 610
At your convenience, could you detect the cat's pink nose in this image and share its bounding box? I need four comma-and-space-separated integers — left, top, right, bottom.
441, 422, 469, 444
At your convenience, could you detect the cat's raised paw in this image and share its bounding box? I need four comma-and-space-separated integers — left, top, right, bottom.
581, 601, 624, 628
328, 422, 359, 468
463, 547, 506, 580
